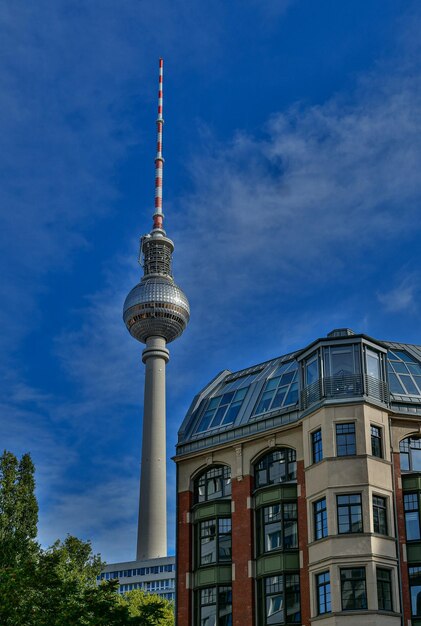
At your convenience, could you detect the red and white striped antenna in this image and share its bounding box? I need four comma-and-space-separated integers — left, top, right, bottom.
153, 58, 164, 230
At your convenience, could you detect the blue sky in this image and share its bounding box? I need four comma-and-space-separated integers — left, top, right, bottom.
1, 0, 421, 562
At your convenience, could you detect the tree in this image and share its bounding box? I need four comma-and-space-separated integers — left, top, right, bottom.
118, 590, 174, 626
0, 451, 173, 626
0, 450, 38, 568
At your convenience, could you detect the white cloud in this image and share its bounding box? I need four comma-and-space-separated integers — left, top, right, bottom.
378, 275, 419, 313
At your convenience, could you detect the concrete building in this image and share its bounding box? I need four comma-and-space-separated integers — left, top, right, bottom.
98, 556, 175, 601
174, 328, 421, 625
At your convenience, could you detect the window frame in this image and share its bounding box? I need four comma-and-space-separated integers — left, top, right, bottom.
371, 425, 383, 459
252, 361, 299, 417
400, 437, 421, 473
404, 492, 421, 542
313, 497, 328, 541
259, 573, 301, 625
409, 566, 421, 618
194, 465, 232, 504
336, 493, 363, 534
340, 567, 368, 611
335, 422, 356, 457
376, 567, 393, 612
316, 571, 331, 615
254, 448, 297, 490
196, 516, 232, 567
197, 585, 232, 626
373, 495, 388, 535
256, 501, 298, 555
311, 429, 323, 464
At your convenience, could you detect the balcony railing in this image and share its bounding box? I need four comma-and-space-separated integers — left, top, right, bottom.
301, 373, 388, 409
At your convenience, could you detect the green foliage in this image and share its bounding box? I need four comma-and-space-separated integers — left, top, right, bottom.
0, 450, 38, 568
118, 589, 174, 626
0, 451, 172, 626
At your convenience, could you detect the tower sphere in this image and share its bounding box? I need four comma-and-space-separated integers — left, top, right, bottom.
123, 275, 190, 344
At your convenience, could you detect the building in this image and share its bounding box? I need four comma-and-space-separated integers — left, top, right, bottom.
174, 328, 421, 625
98, 556, 175, 601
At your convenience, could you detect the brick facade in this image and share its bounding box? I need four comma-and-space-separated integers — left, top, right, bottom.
176, 490, 192, 626
393, 452, 411, 625
297, 460, 310, 626
231, 474, 255, 626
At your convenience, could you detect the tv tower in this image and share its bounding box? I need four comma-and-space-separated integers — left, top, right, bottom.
123, 59, 190, 561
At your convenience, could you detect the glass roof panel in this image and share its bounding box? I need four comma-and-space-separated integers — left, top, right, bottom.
387, 351, 421, 397
390, 350, 417, 363
194, 377, 256, 434
251, 360, 299, 417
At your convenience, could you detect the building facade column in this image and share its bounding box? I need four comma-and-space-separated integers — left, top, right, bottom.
393, 452, 411, 624
176, 489, 193, 626
231, 474, 255, 626
297, 460, 311, 626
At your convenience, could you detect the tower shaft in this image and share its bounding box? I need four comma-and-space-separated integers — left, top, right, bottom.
123, 59, 189, 562
137, 336, 169, 560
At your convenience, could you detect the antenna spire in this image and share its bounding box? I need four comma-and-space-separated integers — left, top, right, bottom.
153, 58, 164, 231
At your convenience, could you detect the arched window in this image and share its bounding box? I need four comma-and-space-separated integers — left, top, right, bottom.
254, 448, 297, 490
194, 465, 231, 503
400, 437, 421, 472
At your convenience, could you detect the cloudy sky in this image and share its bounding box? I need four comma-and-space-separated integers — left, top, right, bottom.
1, 0, 421, 563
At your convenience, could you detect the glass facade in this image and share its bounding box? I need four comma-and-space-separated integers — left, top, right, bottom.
252, 361, 299, 416
195, 466, 232, 503
254, 449, 297, 489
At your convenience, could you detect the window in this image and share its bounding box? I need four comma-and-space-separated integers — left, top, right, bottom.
366, 349, 381, 380
410, 566, 421, 618
313, 498, 328, 540
311, 430, 323, 464
252, 361, 299, 416
198, 586, 232, 626
198, 518, 231, 566
262, 574, 300, 625
257, 503, 298, 554
371, 426, 383, 458
316, 571, 331, 615
195, 386, 250, 432
388, 350, 421, 396
323, 344, 362, 397
195, 466, 231, 503
340, 568, 367, 610
336, 423, 356, 456
254, 449, 297, 489
400, 437, 421, 472
404, 493, 421, 541
377, 568, 392, 611
306, 353, 319, 385
337, 494, 363, 534
373, 495, 387, 535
